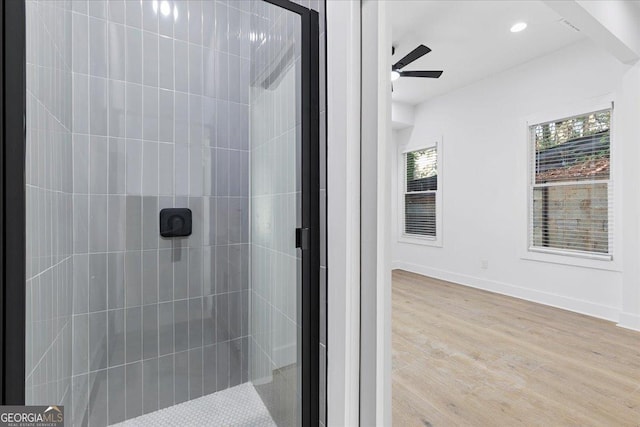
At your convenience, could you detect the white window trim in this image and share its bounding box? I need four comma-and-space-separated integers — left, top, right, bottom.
398, 139, 443, 247
519, 95, 622, 272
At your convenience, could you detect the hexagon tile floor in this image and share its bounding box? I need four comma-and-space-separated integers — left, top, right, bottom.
112, 382, 276, 427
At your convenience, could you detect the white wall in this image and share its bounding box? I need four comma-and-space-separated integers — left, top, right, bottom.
392, 39, 640, 327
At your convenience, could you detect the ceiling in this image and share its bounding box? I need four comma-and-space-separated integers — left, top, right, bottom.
389, 0, 588, 105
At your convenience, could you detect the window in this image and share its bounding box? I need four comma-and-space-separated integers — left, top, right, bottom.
529, 108, 612, 259
403, 146, 439, 240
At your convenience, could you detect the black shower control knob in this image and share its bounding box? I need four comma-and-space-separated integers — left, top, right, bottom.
159, 208, 192, 237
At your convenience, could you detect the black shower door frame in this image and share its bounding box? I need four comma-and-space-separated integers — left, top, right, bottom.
0, 0, 320, 424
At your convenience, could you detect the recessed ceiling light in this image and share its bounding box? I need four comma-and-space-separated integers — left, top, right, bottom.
391, 70, 400, 81
510, 22, 527, 33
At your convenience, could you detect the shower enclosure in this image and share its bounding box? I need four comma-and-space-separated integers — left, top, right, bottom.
0, 0, 319, 425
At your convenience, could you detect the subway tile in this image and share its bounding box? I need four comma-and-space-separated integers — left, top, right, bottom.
174, 40, 188, 93
188, 297, 203, 349
71, 373, 89, 427
174, 299, 188, 352
107, 366, 126, 424
214, 52, 229, 102
189, 347, 203, 400
174, 350, 189, 404
189, 95, 203, 146
125, 196, 142, 250
73, 135, 89, 194
158, 354, 174, 409
215, 245, 229, 294
228, 55, 240, 104
125, 0, 143, 28
107, 252, 125, 309
125, 27, 143, 84
72, 314, 89, 376
142, 304, 158, 360
108, 23, 125, 81
215, 150, 229, 197
228, 7, 242, 56
229, 338, 241, 387
72, 12, 88, 74
108, 0, 125, 25
203, 295, 216, 346
188, 248, 203, 297
143, 87, 159, 142
125, 362, 143, 419
203, 344, 217, 394
241, 336, 248, 383
228, 244, 242, 292
158, 143, 174, 196
73, 74, 89, 134
125, 251, 142, 308
142, 250, 158, 305
142, 0, 159, 33
159, 90, 174, 144
108, 80, 126, 138
159, 37, 174, 90
173, 1, 189, 41
215, 340, 229, 391
125, 307, 142, 363
89, 195, 108, 252
89, 136, 108, 194
143, 32, 159, 87
174, 92, 189, 144
229, 103, 249, 151
188, 1, 203, 45
142, 142, 159, 196
229, 291, 242, 340
107, 309, 125, 367
107, 196, 126, 252
203, 48, 215, 98
159, 6, 174, 37
89, 76, 108, 135
126, 139, 143, 195
173, 244, 188, 299
89, 17, 107, 77
88, 253, 107, 312
158, 301, 174, 356
216, 99, 229, 149
214, 2, 228, 53
108, 138, 126, 194
189, 44, 203, 95
125, 84, 143, 140
203, 246, 215, 296
143, 358, 159, 414
88, 0, 107, 19
158, 249, 174, 302
215, 293, 229, 343
73, 254, 88, 315
89, 311, 108, 372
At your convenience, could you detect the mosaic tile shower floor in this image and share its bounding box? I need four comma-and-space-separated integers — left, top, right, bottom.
112, 383, 276, 427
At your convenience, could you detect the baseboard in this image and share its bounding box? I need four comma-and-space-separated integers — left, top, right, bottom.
392, 261, 622, 324
618, 312, 640, 331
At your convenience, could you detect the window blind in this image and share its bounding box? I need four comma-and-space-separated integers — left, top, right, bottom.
405, 147, 437, 237
529, 109, 612, 257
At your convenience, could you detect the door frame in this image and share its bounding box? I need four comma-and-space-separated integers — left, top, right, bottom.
0, 1, 320, 424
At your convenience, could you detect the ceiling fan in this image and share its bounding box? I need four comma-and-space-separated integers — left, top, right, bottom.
391, 44, 443, 82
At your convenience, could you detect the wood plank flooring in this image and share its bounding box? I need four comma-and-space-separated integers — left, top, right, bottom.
392, 270, 640, 427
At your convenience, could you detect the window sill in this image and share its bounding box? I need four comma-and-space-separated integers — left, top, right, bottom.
521, 247, 620, 271
398, 235, 442, 248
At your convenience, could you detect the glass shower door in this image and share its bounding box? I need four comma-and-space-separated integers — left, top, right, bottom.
19, 0, 319, 426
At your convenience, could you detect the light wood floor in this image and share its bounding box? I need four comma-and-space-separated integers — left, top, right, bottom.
392, 270, 640, 427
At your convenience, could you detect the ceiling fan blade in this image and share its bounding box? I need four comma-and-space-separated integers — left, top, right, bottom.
393, 45, 431, 70
400, 70, 443, 78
